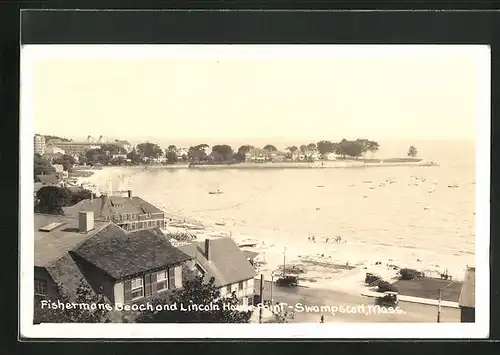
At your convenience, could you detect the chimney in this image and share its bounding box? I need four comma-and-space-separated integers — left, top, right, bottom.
205, 239, 212, 261
127, 190, 132, 198
79, 211, 94, 233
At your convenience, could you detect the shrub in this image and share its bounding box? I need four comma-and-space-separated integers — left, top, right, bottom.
365, 273, 381, 285
399, 268, 424, 280
376, 280, 398, 293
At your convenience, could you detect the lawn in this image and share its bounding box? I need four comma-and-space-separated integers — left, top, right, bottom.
392, 278, 463, 302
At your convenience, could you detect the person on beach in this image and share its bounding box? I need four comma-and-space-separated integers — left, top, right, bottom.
308, 236, 311, 242
312, 236, 316, 243
320, 315, 324, 323
325, 237, 329, 243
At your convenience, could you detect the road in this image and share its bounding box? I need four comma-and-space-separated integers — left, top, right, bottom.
254, 279, 460, 323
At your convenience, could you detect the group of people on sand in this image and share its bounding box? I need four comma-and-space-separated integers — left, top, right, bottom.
326, 236, 344, 244
308, 235, 344, 244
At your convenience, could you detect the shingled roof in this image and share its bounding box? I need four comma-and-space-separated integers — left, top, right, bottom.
74, 226, 192, 280
34, 214, 111, 267
63, 195, 164, 219
178, 237, 257, 287
459, 266, 476, 308
36, 174, 61, 185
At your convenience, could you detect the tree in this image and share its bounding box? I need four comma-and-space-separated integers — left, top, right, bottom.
211, 145, 234, 162
100, 144, 127, 155
263, 144, 278, 152
367, 141, 380, 156
34, 154, 56, 180
316, 140, 336, 156
34, 278, 111, 323
407, 145, 418, 157
299, 145, 307, 154
167, 145, 177, 152
77, 154, 88, 166
307, 143, 317, 151
165, 151, 178, 164
43, 135, 71, 143
127, 148, 142, 164
234, 145, 254, 161
136, 276, 252, 323
35, 186, 95, 214
188, 144, 210, 162
136, 142, 164, 159
52, 154, 76, 172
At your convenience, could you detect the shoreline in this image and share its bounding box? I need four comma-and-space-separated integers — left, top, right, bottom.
83, 159, 438, 171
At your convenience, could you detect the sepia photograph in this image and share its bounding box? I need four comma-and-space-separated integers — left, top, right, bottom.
20, 44, 489, 338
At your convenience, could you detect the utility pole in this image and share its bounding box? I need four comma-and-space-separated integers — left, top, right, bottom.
437, 288, 442, 323
259, 274, 264, 323
283, 247, 286, 277
270, 273, 274, 303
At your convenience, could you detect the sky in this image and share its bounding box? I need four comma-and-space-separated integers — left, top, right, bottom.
30, 45, 484, 148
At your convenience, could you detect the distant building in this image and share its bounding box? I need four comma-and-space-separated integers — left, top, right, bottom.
36, 174, 63, 186
176, 147, 189, 159
113, 140, 133, 153
53, 164, 65, 173
63, 191, 167, 232
459, 266, 475, 322
34, 212, 192, 306
179, 237, 257, 306
45, 143, 65, 155
49, 141, 101, 156
34, 134, 46, 155
246, 148, 287, 162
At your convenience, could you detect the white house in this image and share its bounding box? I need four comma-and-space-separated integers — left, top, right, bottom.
179, 237, 257, 306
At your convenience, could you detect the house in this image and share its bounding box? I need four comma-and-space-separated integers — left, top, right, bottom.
242, 250, 260, 266
458, 266, 475, 322
63, 191, 167, 232
45, 143, 66, 155
34, 212, 192, 306
113, 140, 133, 153
36, 174, 62, 186
34, 134, 46, 155
178, 237, 257, 306
49, 140, 101, 156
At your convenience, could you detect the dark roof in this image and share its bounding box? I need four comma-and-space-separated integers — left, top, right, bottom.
459, 266, 475, 308
36, 174, 61, 185
178, 237, 257, 287
74, 226, 192, 280
34, 214, 111, 267
243, 250, 260, 259
45, 253, 109, 302
63, 195, 164, 218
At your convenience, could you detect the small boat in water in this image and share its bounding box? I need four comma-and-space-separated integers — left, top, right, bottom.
448, 184, 459, 188
215, 221, 226, 226
209, 189, 224, 195
316, 185, 324, 188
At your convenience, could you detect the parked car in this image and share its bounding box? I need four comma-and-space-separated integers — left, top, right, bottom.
276, 275, 298, 287
376, 291, 399, 307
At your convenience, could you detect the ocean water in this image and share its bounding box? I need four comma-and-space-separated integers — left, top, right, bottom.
87, 140, 477, 281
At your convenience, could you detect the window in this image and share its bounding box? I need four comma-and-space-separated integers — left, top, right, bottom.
195, 264, 205, 276
35, 279, 47, 296
156, 270, 168, 292
226, 285, 231, 294
124, 277, 144, 302
238, 281, 244, 290
168, 268, 176, 290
